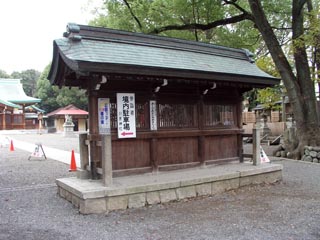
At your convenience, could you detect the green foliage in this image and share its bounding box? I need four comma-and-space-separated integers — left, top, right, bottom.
256, 56, 280, 78
304, 6, 320, 83
35, 65, 60, 112
0, 69, 10, 78
11, 69, 40, 96
35, 65, 88, 113
254, 57, 283, 111
90, 0, 293, 54
89, 0, 296, 110
243, 89, 258, 111
256, 85, 282, 111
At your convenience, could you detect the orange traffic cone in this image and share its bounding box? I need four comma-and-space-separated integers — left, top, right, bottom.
9, 140, 14, 151
69, 150, 77, 172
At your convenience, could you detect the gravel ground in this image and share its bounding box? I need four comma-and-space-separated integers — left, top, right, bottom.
0, 133, 320, 240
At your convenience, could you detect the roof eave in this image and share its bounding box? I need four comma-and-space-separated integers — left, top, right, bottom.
51, 60, 279, 88
78, 61, 280, 86
48, 41, 80, 87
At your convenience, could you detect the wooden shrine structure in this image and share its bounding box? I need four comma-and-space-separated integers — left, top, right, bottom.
49, 23, 279, 181
47, 104, 88, 132
0, 79, 41, 130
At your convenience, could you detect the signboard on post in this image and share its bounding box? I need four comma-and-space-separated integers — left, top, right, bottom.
150, 100, 157, 131
98, 98, 111, 135
117, 93, 136, 138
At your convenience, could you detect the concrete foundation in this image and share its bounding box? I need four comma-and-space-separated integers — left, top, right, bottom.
56, 162, 282, 214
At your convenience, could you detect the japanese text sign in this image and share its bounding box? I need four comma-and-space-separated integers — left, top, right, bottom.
149, 100, 157, 131
117, 93, 136, 138
98, 98, 111, 135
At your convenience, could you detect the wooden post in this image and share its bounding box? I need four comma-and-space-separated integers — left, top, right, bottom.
198, 96, 206, 166
150, 138, 158, 172
198, 136, 205, 166
101, 135, 112, 186
238, 133, 244, 163
2, 107, 5, 130
253, 123, 261, 166
88, 90, 99, 179
22, 105, 26, 129
237, 95, 244, 163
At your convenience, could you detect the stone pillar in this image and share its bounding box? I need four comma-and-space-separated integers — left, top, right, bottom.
101, 134, 112, 186
77, 133, 90, 179
260, 116, 271, 137
253, 122, 261, 166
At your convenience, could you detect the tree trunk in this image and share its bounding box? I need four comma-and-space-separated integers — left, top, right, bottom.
248, 0, 320, 159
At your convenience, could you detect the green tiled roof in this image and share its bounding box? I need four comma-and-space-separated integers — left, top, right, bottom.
55, 38, 270, 79
0, 99, 21, 108
0, 78, 41, 104
49, 24, 279, 86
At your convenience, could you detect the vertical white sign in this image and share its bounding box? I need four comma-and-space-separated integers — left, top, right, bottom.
149, 100, 157, 131
117, 93, 136, 138
98, 98, 111, 135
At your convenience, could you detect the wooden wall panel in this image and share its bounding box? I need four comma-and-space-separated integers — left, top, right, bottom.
156, 137, 198, 165
205, 135, 238, 160
112, 139, 150, 170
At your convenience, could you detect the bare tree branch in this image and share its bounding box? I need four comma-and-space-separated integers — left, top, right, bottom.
122, 0, 143, 31
150, 13, 253, 34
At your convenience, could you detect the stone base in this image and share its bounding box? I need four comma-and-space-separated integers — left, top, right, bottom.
56, 163, 283, 214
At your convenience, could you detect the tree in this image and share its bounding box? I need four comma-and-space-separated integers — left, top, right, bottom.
91, 0, 320, 158
257, 86, 282, 111
0, 69, 10, 78
36, 65, 60, 112
36, 65, 88, 113
11, 69, 40, 96
247, 0, 319, 158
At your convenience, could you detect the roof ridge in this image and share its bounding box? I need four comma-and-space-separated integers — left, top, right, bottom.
65, 23, 252, 62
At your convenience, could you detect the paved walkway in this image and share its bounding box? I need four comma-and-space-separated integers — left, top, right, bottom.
0, 131, 81, 167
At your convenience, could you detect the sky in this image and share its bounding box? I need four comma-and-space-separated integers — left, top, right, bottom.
0, 0, 103, 74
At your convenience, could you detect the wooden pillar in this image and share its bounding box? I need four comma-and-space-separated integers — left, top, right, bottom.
198, 96, 205, 165
237, 98, 244, 163
88, 90, 99, 179
150, 95, 159, 173
101, 135, 112, 186
22, 104, 26, 129
198, 136, 205, 165
150, 138, 158, 172
238, 135, 244, 163
2, 107, 6, 130
253, 123, 261, 166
